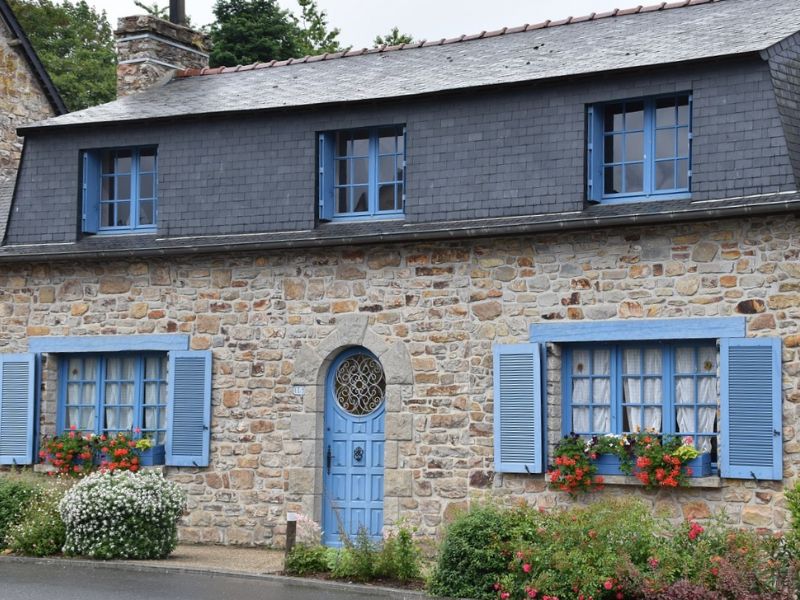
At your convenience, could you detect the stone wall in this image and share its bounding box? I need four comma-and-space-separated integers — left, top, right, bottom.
2, 215, 799, 544
0, 16, 54, 180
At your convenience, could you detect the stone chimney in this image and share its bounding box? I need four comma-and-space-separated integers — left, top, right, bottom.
115, 6, 210, 97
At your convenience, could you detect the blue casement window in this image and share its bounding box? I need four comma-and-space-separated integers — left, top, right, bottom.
493, 319, 783, 481
59, 353, 168, 445
0, 336, 213, 468
562, 343, 719, 460
587, 93, 692, 202
318, 126, 405, 221
82, 147, 157, 234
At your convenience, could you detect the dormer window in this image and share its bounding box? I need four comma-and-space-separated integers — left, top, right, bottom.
587, 94, 692, 202
81, 147, 158, 234
318, 126, 405, 221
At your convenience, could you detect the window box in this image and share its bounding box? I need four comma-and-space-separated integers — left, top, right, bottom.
591, 454, 625, 476
684, 453, 712, 478
139, 444, 166, 466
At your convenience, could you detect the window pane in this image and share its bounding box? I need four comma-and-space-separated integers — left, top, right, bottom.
593, 349, 611, 375
67, 358, 82, 381
139, 200, 154, 226
139, 173, 155, 199
677, 96, 690, 125
353, 187, 368, 212
626, 163, 643, 193
80, 408, 95, 430
105, 407, 118, 429
144, 407, 157, 428
378, 184, 395, 211
378, 132, 396, 154
144, 382, 158, 405
101, 152, 115, 175
101, 176, 115, 201
337, 187, 348, 213
655, 161, 675, 190
352, 158, 368, 185
604, 135, 623, 163
139, 148, 156, 172
603, 103, 624, 132
145, 356, 160, 379
625, 132, 644, 162
625, 102, 644, 129
117, 175, 131, 200
120, 382, 134, 404
351, 131, 369, 156
67, 383, 80, 404
379, 156, 395, 182
335, 158, 347, 186
604, 166, 622, 194
115, 150, 132, 173
698, 347, 717, 373
676, 159, 689, 189
121, 357, 136, 380
572, 350, 590, 375
106, 358, 120, 379
116, 202, 131, 227
644, 349, 662, 373
106, 384, 120, 405
656, 97, 676, 127
101, 203, 113, 227
119, 407, 134, 430
677, 127, 689, 157
85, 358, 98, 380
656, 129, 675, 159
336, 134, 349, 157
396, 182, 404, 210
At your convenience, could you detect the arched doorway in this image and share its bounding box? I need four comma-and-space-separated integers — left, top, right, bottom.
322, 347, 386, 546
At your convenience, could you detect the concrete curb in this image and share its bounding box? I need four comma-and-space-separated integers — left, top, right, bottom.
0, 554, 436, 600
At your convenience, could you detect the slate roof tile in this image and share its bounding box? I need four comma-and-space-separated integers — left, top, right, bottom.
21, 0, 800, 131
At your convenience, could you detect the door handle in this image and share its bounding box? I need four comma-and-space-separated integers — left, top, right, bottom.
327, 445, 332, 474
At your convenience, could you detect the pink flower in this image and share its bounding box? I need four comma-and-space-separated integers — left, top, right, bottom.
604, 579, 614, 590
682, 436, 694, 446
526, 588, 538, 598
522, 563, 531, 573
501, 593, 510, 600
648, 557, 660, 568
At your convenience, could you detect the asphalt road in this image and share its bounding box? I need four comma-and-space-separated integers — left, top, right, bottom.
0, 561, 399, 600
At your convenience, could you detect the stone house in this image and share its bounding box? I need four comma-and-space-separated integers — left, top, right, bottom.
1, 0, 800, 546
0, 0, 64, 241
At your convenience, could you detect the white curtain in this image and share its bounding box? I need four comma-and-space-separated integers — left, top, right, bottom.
571, 350, 590, 432
675, 347, 695, 438
624, 349, 662, 432
643, 349, 663, 431
697, 347, 718, 453
592, 350, 611, 433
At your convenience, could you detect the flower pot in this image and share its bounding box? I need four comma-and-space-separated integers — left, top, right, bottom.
683, 453, 712, 477
139, 444, 165, 466
591, 454, 625, 476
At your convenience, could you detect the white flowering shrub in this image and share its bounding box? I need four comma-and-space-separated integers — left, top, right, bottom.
59, 470, 186, 559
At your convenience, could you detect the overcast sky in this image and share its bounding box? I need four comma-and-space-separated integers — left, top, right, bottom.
88, 0, 618, 50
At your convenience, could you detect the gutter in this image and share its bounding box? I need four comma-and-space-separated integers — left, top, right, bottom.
0, 196, 798, 263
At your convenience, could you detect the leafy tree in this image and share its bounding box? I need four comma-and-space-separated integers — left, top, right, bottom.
374, 27, 414, 47
9, 0, 116, 111
292, 0, 343, 55
210, 0, 304, 67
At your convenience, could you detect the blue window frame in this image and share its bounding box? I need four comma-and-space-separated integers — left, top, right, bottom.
563, 342, 718, 459
318, 126, 405, 221
587, 93, 692, 202
58, 353, 168, 445
82, 146, 157, 234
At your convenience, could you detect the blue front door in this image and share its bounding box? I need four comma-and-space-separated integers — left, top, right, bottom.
322, 349, 386, 546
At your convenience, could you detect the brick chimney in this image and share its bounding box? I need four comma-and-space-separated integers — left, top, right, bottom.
115, 2, 209, 97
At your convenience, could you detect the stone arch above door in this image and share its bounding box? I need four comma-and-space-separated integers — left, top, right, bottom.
287, 314, 414, 529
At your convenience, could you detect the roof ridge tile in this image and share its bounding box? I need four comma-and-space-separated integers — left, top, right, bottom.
170, 0, 725, 79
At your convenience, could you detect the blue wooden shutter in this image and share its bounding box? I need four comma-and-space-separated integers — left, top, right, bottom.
318, 133, 334, 221
166, 350, 212, 467
493, 344, 543, 473
0, 354, 36, 465
81, 151, 100, 233
720, 338, 782, 480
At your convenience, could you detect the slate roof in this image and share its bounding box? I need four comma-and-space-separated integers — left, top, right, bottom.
0, 177, 14, 243
0, 191, 797, 261
21, 0, 800, 132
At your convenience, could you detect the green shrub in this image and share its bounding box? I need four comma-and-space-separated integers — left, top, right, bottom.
5, 487, 66, 556
0, 477, 38, 549
59, 470, 186, 559
375, 525, 421, 582
329, 527, 377, 582
786, 481, 800, 555
285, 544, 330, 575
428, 503, 543, 600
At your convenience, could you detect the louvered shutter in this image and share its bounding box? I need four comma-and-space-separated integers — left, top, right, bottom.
493, 344, 543, 473
81, 151, 100, 234
720, 338, 782, 480
166, 350, 212, 467
0, 354, 36, 465
318, 133, 334, 221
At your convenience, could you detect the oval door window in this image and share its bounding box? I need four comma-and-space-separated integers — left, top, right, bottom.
333, 353, 386, 416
